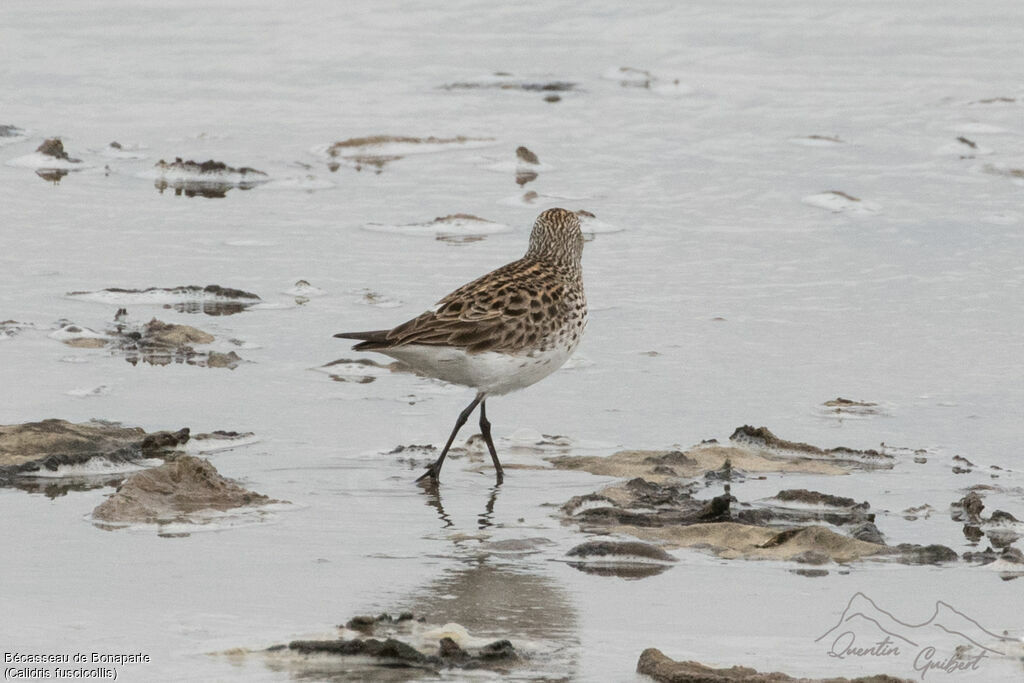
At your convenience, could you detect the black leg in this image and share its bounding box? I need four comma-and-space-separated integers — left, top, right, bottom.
478, 400, 504, 484
415, 395, 482, 483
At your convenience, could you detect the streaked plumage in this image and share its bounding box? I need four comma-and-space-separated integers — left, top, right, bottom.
336, 207, 587, 483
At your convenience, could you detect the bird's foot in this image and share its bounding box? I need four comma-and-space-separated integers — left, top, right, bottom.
415, 464, 441, 484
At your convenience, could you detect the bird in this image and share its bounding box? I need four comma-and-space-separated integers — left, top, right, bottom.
335, 207, 587, 484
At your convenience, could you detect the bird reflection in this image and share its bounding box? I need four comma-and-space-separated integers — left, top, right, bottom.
478, 485, 498, 529
418, 477, 501, 530
419, 478, 453, 528
36, 168, 69, 184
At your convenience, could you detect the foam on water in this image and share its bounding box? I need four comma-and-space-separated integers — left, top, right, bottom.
48, 323, 108, 342
21, 458, 161, 479
6, 151, 91, 170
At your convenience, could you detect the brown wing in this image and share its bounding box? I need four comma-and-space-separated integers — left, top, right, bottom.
367, 257, 567, 354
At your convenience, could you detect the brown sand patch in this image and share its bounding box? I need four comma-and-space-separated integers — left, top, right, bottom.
637, 648, 911, 682
92, 455, 279, 525
549, 443, 849, 480
0, 419, 190, 487
623, 523, 886, 562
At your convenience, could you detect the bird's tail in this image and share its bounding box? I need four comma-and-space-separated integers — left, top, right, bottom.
333, 330, 391, 351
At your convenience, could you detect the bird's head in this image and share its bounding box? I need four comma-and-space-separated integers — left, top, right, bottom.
526, 207, 584, 268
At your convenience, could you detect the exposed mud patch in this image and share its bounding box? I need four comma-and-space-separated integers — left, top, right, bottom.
752, 489, 875, 527
321, 135, 495, 172
97, 140, 147, 160
515, 146, 540, 185
884, 543, 958, 565
0, 320, 32, 340
818, 397, 886, 420
560, 472, 958, 565
515, 145, 539, 165
951, 491, 986, 524
0, 419, 188, 487
441, 73, 578, 94
963, 546, 1024, 579
51, 311, 242, 368
1, 421, 257, 503
549, 429, 976, 565
727, 425, 894, 470
7, 137, 89, 172
0, 124, 28, 142
482, 146, 545, 186
92, 455, 280, 526
283, 279, 326, 302
118, 317, 241, 369
550, 426, 893, 480
561, 478, 889, 564
637, 648, 911, 682
67, 284, 261, 315
37, 137, 81, 162
149, 157, 268, 198
256, 612, 521, 677
632, 522, 888, 563
952, 491, 1024, 550
564, 540, 676, 579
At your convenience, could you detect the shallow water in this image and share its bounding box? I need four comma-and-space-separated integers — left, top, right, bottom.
2, 1, 1023, 681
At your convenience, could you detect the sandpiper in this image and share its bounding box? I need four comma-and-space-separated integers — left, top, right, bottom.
336, 207, 587, 484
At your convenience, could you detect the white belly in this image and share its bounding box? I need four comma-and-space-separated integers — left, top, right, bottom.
378, 342, 577, 396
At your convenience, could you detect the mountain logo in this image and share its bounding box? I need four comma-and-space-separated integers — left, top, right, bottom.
815, 592, 1014, 679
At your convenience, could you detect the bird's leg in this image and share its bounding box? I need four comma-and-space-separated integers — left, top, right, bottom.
478, 400, 504, 484
416, 395, 482, 483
